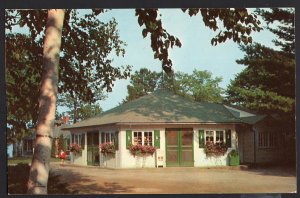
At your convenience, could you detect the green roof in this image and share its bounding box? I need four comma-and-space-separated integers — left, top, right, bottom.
240, 115, 267, 125
63, 90, 242, 129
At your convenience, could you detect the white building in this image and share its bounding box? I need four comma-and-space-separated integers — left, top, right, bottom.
62, 90, 285, 168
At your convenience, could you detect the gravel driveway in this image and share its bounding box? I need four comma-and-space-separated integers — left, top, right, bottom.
50, 163, 296, 194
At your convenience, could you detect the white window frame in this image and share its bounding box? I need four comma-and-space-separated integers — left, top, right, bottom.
205, 130, 226, 145
72, 133, 83, 145
100, 132, 115, 145
132, 131, 153, 146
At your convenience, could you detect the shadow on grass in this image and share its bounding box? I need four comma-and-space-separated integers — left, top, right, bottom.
8, 163, 134, 194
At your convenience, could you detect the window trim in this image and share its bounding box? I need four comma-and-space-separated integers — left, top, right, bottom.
204, 130, 226, 145
100, 131, 116, 144
132, 131, 153, 146
72, 133, 83, 145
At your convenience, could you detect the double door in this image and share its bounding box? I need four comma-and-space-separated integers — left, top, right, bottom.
87, 132, 99, 166
166, 128, 194, 167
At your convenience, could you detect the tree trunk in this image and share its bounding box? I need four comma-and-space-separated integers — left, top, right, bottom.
73, 97, 77, 124
27, 9, 65, 194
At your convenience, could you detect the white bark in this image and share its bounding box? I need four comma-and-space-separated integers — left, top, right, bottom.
27, 9, 65, 194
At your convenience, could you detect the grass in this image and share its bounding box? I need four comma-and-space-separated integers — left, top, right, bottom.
8, 156, 62, 165
8, 163, 75, 194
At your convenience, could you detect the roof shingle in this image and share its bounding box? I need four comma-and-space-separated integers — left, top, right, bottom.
63, 90, 242, 129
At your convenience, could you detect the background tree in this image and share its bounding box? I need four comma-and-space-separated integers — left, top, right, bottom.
225, 8, 295, 114
123, 68, 161, 103
124, 68, 223, 103
175, 70, 224, 103
5, 33, 43, 153
5, 8, 262, 194
57, 90, 105, 123
76, 103, 103, 121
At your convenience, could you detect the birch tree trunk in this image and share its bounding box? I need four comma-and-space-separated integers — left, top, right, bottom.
27, 9, 65, 194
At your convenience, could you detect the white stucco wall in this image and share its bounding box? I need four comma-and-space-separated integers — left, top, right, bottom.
70, 131, 87, 166
194, 127, 238, 167
69, 124, 240, 168
118, 127, 165, 168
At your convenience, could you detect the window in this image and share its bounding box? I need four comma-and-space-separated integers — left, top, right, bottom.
101, 132, 115, 144
215, 131, 224, 145
133, 131, 153, 146
205, 131, 214, 144
71, 133, 85, 149
72, 133, 83, 145
205, 130, 225, 145
258, 132, 278, 148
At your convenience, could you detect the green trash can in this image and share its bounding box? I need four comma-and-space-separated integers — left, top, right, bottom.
229, 150, 240, 166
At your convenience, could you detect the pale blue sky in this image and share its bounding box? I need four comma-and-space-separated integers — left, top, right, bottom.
94, 9, 277, 111
7, 9, 278, 113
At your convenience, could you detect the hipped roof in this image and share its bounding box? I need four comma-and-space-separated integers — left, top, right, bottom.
63, 90, 243, 130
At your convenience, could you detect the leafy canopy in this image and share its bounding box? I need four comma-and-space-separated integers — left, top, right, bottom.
124, 68, 223, 103
5, 10, 131, 135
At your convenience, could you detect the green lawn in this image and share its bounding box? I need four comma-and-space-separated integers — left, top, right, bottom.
8, 156, 61, 165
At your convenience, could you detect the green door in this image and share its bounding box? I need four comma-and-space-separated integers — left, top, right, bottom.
87, 131, 99, 166
166, 128, 194, 167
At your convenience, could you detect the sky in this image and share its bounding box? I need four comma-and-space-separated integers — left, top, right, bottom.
8, 9, 279, 113
92, 9, 278, 111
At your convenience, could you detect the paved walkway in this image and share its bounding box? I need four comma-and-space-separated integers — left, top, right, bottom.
50, 162, 296, 194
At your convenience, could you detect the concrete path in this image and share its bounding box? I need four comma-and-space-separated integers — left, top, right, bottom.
50, 163, 296, 194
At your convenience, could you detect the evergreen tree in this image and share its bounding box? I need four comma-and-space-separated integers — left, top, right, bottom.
226, 8, 295, 114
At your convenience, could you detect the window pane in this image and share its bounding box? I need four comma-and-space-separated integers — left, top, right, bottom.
216, 131, 224, 145
144, 132, 153, 146
205, 131, 214, 144
133, 132, 142, 145
111, 133, 115, 145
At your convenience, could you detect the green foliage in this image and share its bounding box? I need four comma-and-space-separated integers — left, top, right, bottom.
124, 68, 161, 102
6, 33, 42, 140
76, 103, 103, 121
257, 8, 295, 54
174, 70, 224, 103
124, 68, 224, 103
6, 10, 131, 132
57, 92, 104, 123
226, 8, 295, 114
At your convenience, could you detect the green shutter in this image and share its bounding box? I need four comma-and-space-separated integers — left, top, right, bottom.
199, 130, 205, 148
154, 130, 160, 148
226, 129, 231, 147
115, 131, 119, 150
126, 130, 132, 149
